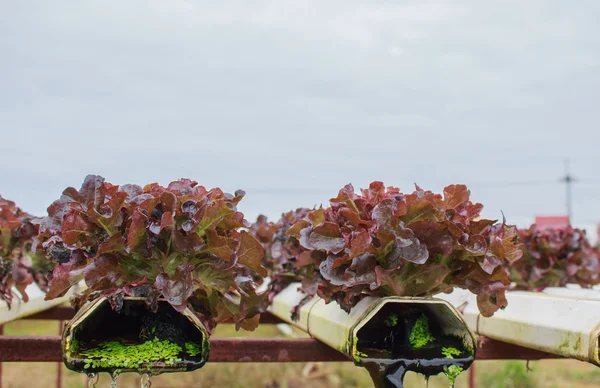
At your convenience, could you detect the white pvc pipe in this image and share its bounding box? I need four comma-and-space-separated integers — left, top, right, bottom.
543, 286, 600, 301
436, 289, 600, 365
270, 283, 476, 360
0, 283, 82, 325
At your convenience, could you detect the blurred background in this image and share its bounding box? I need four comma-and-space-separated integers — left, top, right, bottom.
1, 1, 600, 386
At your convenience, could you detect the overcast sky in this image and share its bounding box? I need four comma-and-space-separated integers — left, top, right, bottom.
2, 1, 600, 230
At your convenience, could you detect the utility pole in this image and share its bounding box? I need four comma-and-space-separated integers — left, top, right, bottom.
559, 159, 576, 222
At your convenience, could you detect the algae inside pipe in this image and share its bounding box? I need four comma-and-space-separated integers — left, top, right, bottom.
354, 305, 473, 388
270, 285, 476, 388
63, 297, 209, 376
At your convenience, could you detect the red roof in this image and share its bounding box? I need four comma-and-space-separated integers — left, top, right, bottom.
534, 216, 570, 229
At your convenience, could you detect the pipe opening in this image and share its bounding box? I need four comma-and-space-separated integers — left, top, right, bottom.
354, 300, 474, 388
63, 298, 208, 375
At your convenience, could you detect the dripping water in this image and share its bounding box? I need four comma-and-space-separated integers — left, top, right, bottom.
110, 373, 119, 388
87, 373, 99, 388
141, 373, 152, 388
425, 375, 429, 388
360, 350, 472, 388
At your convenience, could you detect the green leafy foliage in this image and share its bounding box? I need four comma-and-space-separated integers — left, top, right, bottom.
443, 364, 463, 387
0, 196, 51, 306
35, 175, 268, 332
284, 182, 523, 317
185, 342, 202, 357
384, 313, 398, 327
441, 347, 462, 359
409, 314, 435, 349
509, 225, 600, 290
79, 338, 186, 370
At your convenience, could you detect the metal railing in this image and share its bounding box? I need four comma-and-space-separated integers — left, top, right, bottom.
0, 306, 560, 387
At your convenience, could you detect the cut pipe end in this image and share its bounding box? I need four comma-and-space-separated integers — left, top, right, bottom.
270, 284, 477, 380
62, 297, 209, 374
350, 298, 476, 370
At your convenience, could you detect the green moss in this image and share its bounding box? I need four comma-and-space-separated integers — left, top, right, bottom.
557, 334, 582, 354
78, 337, 185, 371
185, 342, 202, 357
70, 338, 79, 352
409, 314, 435, 349
355, 350, 368, 358
351, 337, 369, 363
384, 313, 398, 327
443, 364, 463, 387
558, 338, 570, 352
441, 347, 461, 359
351, 337, 361, 363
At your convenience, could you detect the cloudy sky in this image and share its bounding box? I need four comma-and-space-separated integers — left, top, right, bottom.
2, 1, 600, 229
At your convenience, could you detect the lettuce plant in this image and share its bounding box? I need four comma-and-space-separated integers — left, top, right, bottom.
35, 175, 268, 332
0, 197, 51, 306
249, 209, 312, 303
283, 182, 523, 317
509, 225, 600, 290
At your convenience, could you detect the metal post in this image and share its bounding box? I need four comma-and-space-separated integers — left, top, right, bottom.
0, 324, 3, 388
560, 159, 575, 223
57, 321, 63, 388
469, 362, 476, 388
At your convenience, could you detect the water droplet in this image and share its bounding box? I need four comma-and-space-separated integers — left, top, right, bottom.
87, 373, 99, 388
110, 373, 119, 388
425, 375, 429, 388
141, 373, 152, 388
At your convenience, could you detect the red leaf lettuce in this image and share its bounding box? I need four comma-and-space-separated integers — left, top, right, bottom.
249, 209, 313, 304
283, 182, 523, 317
508, 225, 600, 290
35, 175, 268, 332
0, 196, 51, 306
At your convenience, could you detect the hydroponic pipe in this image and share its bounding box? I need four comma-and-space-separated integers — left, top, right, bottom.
0, 283, 81, 325
437, 289, 600, 366
62, 296, 209, 375
270, 283, 476, 387
542, 284, 600, 300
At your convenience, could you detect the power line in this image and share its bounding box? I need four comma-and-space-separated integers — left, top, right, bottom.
576, 179, 600, 185
559, 159, 577, 221
242, 177, 600, 196
470, 181, 559, 189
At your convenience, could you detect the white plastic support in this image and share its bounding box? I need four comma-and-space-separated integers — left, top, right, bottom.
436, 289, 600, 365
0, 283, 81, 325
542, 284, 600, 301
270, 283, 476, 360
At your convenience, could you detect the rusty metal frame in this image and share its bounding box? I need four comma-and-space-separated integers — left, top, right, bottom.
1, 306, 559, 362
0, 305, 562, 388
0, 335, 559, 363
